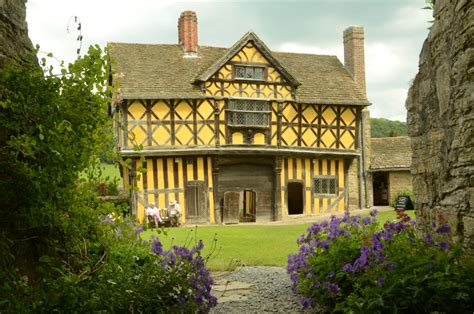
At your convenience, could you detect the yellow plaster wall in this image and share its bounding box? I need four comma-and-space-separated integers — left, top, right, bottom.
280, 157, 346, 217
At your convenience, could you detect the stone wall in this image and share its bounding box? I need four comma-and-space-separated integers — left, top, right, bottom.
389, 171, 413, 201
0, 0, 33, 67
405, 0, 473, 250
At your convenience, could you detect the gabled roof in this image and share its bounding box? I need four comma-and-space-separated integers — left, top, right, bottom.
194, 31, 300, 87
108, 37, 369, 105
370, 136, 412, 171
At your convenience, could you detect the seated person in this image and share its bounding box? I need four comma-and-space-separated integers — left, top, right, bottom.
146, 203, 160, 226
168, 200, 181, 226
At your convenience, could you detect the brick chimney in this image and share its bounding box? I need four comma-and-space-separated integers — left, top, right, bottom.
178, 11, 198, 55
343, 26, 366, 97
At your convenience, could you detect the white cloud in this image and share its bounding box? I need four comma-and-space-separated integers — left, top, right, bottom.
369, 88, 409, 122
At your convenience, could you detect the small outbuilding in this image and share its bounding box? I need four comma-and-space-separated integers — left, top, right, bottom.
370, 137, 413, 206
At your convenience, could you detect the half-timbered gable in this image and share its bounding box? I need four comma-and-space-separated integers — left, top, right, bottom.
109, 11, 371, 224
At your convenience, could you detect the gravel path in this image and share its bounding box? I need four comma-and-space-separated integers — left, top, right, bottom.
210, 266, 322, 313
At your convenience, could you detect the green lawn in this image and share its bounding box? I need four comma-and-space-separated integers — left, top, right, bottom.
144, 209, 415, 271
99, 163, 122, 182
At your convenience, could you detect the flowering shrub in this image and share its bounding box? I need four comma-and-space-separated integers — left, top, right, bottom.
287, 210, 474, 312
7, 215, 216, 312
86, 215, 217, 312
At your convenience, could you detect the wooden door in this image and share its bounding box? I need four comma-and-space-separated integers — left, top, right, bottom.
223, 191, 240, 224
185, 181, 208, 224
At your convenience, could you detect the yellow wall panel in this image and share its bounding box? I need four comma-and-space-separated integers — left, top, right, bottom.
341, 108, 356, 126
152, 125, 170, 146
147, 159, 155, 190
129, 101, 146, 119
281, 159, 286, 218
283, 105, 297, 121
322, 159, 327, 176
198, 100, 214, 119
254, 132, 265, 144
175, 126, 194, 146
301, 130, 316, 148
197, 124, 214, 145
306, 190, 311, 215
321, 130, 336, 148
167, 158, 175, 189
331, 160, 336, 176
288, 157, 293, 180
232, 132, 243, 144
179, 192, 186, 223
151, 100, 169, 120
282, 128, 297, 146
157, 159, 165, 208
340, 131, 354, 149
322, 198, 328, 212
129, 125, 147, 146
137, 202, 145, 224
186, 160, 194, 181
219, 125, 226, 144
296, 158, 302, 180
197, 157, 204, 181
175, 101, 193, 120
322, 106, 337, 124
207, 157, 215, 224
177, 158, 184, 188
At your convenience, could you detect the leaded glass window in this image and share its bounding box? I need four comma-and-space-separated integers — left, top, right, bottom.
314, 176, 337, 195
227, 100, 270, 127
234, 65, 266, 80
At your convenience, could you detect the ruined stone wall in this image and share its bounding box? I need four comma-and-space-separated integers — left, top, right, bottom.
389, 171, 413, 200
406, 0, 473, 250
0, 0, 33, 67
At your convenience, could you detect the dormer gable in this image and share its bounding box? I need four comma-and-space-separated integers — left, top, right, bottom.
194, 32, 300, 87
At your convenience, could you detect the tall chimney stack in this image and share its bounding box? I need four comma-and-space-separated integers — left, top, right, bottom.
178, 11, 198, 55
343, 26, 366, 97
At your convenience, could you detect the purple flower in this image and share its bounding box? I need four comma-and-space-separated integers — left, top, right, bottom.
342, 263, 352, 272
437, 224, 452, 235
431, 221, 437, 229
386, 262, 397, 270
380, 231, 392, 241
370, 209, 379, 217
323, 281, 340, 294
300, 297, 313, 308
424, 233, 434, 245
106, 215, 114, 224
409, 220, 417, 226
377, 276, 383, 287
327, 271, 335, 278
135, 226, 143, 236
438, 240, 450, 251
151, 239, 163, 255
362, 217, 372, 225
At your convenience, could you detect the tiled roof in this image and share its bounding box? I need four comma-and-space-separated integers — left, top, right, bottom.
108, 41, 369, 105
370, 136, 412, 170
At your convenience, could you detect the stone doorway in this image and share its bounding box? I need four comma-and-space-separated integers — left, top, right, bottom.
373, 172, 389, 206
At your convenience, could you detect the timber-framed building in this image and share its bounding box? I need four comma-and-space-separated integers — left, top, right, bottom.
109, 11, 371, 224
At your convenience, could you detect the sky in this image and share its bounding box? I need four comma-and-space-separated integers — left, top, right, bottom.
26, 0, 432, 122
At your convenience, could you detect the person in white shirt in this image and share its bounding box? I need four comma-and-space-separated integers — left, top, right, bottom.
146, 203, 160, 226
168, 200, 181, 226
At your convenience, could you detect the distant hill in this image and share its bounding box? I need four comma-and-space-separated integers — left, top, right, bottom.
370, 118, 408, 138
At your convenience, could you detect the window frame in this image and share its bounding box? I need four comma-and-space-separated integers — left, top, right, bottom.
226, 99, 271, 129
233, 64, 267, 81
313, 176, 337, 196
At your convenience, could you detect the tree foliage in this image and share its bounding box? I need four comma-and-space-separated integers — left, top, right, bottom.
370, 118, 408, 138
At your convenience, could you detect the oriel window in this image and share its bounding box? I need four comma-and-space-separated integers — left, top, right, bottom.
227, 100, 270, 128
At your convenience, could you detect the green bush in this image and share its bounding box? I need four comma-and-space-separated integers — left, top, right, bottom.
288, 210, 474, 312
